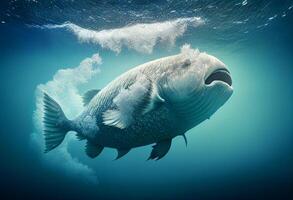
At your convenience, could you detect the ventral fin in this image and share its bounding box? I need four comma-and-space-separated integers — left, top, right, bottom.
115, 148, 131, 160
182, 134, 188, 147
148, 139, 172, 160
83, 89, 100, 106
85, 140, 104, 158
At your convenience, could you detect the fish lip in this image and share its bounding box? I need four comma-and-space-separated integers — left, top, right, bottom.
205, 68, 232, 87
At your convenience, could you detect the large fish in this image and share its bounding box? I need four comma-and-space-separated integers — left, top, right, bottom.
42, 45, 233, 160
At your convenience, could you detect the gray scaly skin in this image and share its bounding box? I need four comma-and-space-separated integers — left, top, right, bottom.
42, 45, 233, 160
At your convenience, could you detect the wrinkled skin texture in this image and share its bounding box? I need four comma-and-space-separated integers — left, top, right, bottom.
73, 45, 233, 151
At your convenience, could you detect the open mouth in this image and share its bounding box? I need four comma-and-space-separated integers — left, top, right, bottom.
205, 69, 232, 86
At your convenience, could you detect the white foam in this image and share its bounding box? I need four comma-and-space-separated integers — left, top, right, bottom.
42, 17, 205, 54
31, 53, 101, 183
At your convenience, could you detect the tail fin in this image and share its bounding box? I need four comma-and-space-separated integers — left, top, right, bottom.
42, 93, 71, 153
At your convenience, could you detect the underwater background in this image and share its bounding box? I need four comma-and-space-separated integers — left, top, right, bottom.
0, 0, 293, 199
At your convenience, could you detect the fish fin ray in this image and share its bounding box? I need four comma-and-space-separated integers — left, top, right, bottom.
85, 141, 104, 158
103, 75, 164, 129
76, 132, 86, 141
142, 83, 165, 114
102, 109, 130, 129
43, 93, 71, 153
182, 134, 188, 146
148, 139, 172, 160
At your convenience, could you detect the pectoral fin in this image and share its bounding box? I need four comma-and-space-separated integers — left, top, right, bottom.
142, 84, 165, 114
148, 139, 172, 160
103, 75, 165, 129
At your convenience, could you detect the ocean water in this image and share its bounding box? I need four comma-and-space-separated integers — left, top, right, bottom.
0, 1, 293, 199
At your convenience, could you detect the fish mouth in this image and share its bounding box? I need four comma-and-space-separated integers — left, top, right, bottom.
205, 68, 232, 86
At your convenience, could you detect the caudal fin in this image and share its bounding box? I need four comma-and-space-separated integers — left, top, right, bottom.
42, 93, 71, 153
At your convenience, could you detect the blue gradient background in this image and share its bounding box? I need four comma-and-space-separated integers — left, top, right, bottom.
0, 11, 293, 200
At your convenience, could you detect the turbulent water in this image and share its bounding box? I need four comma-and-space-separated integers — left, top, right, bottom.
1, 1, 293, 199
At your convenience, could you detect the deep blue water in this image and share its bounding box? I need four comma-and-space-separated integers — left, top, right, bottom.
1, 1, 293, 200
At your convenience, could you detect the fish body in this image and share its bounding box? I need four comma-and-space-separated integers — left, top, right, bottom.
42, 45, 233, 160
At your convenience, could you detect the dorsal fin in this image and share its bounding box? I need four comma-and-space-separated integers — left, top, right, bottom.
83, 89, 100, 106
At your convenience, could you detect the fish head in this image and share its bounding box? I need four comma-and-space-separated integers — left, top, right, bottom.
161, 45, 233, 123
200, 53, 233, 119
